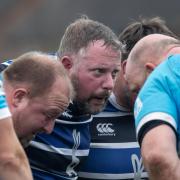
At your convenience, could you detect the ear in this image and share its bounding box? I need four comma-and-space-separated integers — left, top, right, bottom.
121, 60, 127, 76
12, 88, 29, 107
61, 56, 73, 70
145, 62, 156, 76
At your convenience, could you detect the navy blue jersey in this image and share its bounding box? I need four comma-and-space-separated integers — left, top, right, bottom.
78, 94, 148, 179
0, 59, 13, 71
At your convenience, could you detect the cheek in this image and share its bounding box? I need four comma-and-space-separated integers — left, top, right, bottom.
126, 73, 140, 91
31, 114, 46, 127
82, 81, 101, 94
77, 74, 101, 91
78, 73, 94, 84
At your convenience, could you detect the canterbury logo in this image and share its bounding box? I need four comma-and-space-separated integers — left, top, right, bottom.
96, 123, 114, 133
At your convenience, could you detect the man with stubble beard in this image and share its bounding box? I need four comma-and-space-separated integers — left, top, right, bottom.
26, 16, 122, 180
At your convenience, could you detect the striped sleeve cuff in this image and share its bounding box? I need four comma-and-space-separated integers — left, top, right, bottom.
136, 112, 176, 137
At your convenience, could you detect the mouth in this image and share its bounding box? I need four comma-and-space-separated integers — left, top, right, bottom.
91, 96, 108, 105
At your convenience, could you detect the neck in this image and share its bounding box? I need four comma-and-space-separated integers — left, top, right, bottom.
113, 88, 131, 110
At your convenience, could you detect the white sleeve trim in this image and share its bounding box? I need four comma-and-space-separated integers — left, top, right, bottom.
136, 112, 177, 136
0, 107, 11, 120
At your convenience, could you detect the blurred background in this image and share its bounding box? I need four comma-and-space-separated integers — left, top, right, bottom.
0, 0, 179, 61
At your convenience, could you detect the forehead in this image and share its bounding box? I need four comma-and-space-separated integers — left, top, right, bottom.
78, 40, 121, 67
36, 77, 70, 107
50, 77, 70, 100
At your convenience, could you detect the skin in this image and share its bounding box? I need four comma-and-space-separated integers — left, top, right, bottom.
142, 125, 180, 180
4, 76, 70, 147
0, 117, 33, 179
123, 57, 149, 107
113, 60, 134, 110
61, 40, 121, 114
124, 34, 180, 179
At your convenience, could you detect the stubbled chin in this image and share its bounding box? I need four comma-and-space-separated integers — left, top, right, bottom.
90, 99, 106, 114
19, 135, 35, 148
91, 98, 106, 106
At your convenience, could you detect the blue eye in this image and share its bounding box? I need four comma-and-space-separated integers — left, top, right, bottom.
93, 68, 105, 76
95, 69, 103, 73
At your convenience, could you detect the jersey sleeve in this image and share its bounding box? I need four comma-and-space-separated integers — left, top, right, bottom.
134, 59, 178, 144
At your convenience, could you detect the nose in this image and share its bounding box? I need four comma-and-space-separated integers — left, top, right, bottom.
43, 120, 55, 134
102, 74, 114, 91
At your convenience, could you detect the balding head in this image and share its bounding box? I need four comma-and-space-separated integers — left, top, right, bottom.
3, 51, 73, 99
124, 34, 180, 106
3, 51, 74, 145
128, 34, 179, 66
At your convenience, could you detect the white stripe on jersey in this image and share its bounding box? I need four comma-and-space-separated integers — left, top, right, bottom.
30, 141, 89, 156
136, 112, 177, 136
90, 142, 139, 149
78, 171, 148, 179
55, 117, 93, 124
93, 111, 132, 117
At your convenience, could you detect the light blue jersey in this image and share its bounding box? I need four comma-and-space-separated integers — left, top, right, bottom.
134, 54, 180, 148
0, 75, 11, 120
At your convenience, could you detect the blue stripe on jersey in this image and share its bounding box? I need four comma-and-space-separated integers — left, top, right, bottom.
2, 59, 13, 65
31, 122, 91, 149
104, 100, 119, 112
0, 60, 12, 72
80, 147, 142, 174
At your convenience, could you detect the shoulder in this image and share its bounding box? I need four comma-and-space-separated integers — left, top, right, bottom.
166, 54, 180, 79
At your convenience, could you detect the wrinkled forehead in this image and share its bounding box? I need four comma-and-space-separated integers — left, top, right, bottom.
43, 91, 70, 114
79, 40, 121, 57
47, 77, 71, 100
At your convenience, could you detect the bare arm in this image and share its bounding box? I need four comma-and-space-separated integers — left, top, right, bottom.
0, 117, 33, 180
141, 124, 180, 180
